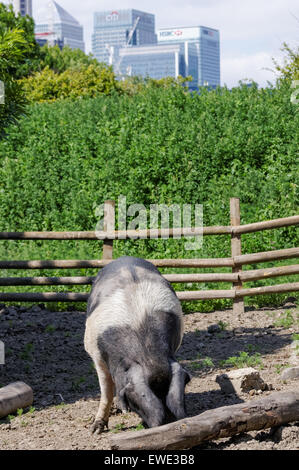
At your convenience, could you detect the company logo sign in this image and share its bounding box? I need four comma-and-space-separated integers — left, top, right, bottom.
106, 11, 119, 22
158, 27, 200, 41
159, 30, 183, 38
203, 29, 214, 37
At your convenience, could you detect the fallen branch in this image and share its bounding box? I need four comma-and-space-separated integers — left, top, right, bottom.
109, 391, 299, 450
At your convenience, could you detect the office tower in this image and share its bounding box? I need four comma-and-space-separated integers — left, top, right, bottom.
118, 43, 198, 89
92, 9, 157, 64
35, 1, 85, 52
158, 26, 220, 88
12, 0, 32, 17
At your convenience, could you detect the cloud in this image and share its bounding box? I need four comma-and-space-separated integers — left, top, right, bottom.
221, 51, 278, 87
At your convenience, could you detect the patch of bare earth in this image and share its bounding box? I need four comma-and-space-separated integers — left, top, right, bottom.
0, 302, 298, 450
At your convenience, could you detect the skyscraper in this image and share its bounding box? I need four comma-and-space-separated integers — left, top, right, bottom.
12, 0, 32, 17
118, 43, 198, 89
91, 9, 220, 90
92, 9, 157, 64
157, 26, 220, 88
35, 1, 85, 52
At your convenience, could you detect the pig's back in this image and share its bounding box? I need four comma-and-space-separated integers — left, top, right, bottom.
85, 256, 183, 343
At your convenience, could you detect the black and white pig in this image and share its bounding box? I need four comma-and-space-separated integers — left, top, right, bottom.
84, 256, 190, 433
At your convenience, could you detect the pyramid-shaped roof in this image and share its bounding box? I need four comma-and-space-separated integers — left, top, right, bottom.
52, 1, 80, 25
35, 1, 81, 26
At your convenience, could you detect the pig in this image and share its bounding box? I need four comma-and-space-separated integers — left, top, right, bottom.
84, 256, 190, 433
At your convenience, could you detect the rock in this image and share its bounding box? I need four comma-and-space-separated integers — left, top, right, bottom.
233, 327, 243, 335
7, 307, 18, 316
215, 367, 268, 395
30, 305, 42, 313
280, 366, 299, 381
19, 306, 28, 313
207, 324, 221, 334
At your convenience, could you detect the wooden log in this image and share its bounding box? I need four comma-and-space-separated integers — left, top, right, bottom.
152, 258, 234, 268
232, 215, 299, 234
0, 273, 237, 286
0, 257, 234, 269
236, 282, 299, 297
2, 266, 297, 286
1, 282, 297, 302
0, 382, 33, 419
0, 260, 111, 269
0, 292, 89, 302
0, 226, 230, 240
109, 390, 299, 450
0, 276, 95, 286
230, 198, 244, 315
0, 231, 99, 240
0, 214, 298, 241
240, 264, 299, 282
0, 290, 234, 302
164, 273, 238, 283
235, 247, 299, 265
176, 290, 235, 300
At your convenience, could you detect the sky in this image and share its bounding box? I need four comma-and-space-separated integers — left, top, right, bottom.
6, 0, 299, 87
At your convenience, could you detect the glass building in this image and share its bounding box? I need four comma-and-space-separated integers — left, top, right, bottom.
92, 9, 157, 64
118, 43, 198, 89
35, 1, 85, 52
157, 26, 220, 88
12, 0, 32, 17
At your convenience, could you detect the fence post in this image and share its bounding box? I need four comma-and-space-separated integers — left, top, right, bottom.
102, 200, 115, 260
230, 198, 244, 314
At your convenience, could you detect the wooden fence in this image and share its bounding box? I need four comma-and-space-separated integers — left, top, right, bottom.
0, 198, 298, 314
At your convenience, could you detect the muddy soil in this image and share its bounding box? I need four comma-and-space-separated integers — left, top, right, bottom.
0, 301, 298, 450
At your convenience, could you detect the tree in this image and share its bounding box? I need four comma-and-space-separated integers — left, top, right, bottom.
20, 63, 121, 102
273, 42, 299, 81
35, 44, 100, 74
0, 2, 39, 78
0, 28, 28, 133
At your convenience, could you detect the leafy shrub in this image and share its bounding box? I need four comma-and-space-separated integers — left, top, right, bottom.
0, 79, 298, 309
20, 63, 121, 102
0, 28, 28, 132
34, 44, 100, 74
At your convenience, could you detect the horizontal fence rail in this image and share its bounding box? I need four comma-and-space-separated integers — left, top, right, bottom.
1, 247, 298, 270
0, 258, 235, 269
1, 215, 298, 240
0, 199, 298, 311
1, 282, 299, 303
1, 264, 299, 287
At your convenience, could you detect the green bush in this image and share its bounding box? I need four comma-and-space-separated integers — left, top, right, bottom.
20, 63, 121, 102
33, 44, 100, 75
0, 28, 28, 133
0, 2, 39, 79
0, 80, 298, 309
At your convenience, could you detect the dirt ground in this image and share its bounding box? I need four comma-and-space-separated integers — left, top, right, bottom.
0, 300, 298, 451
